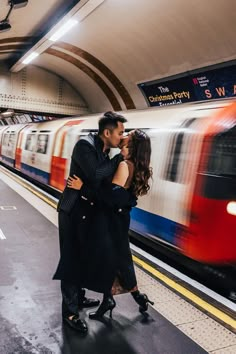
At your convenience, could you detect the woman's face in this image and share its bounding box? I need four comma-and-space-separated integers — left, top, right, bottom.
119, 135, 131, 158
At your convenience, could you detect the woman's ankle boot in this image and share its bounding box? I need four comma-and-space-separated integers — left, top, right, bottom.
131, 291, 154, 313
89, 296, 116, 319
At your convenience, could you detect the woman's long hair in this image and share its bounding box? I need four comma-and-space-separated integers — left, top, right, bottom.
128, 129, 152, 197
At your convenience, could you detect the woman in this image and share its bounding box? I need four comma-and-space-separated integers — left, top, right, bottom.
67, 129, 153, 319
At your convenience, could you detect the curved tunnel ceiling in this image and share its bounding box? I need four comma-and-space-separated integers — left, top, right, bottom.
0, 0, 235, 112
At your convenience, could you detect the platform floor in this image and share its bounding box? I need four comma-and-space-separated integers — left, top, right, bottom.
0, 174, 233, 353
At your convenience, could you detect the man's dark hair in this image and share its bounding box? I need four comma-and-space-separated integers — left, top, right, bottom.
98, 111, 127, 135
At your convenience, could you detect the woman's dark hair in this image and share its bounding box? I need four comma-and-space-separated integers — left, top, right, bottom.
98, 111, 127, 134
128, 129, 152, 197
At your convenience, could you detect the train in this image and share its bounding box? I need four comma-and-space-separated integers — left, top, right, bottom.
0, 99, 236, 266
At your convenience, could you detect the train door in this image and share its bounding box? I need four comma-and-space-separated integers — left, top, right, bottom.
15, 124, 32, 170
159, 118, 203, 245
130, 128, 174, 242
21, 125, 39, 176
50, 120, 84, 190
1, 125, 27, 167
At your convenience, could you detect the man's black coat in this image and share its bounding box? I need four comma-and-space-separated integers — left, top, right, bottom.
53, 134, 123, 284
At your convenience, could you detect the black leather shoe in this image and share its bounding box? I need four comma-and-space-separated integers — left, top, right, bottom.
78, 297, 100, 308
63, 315, 88, 333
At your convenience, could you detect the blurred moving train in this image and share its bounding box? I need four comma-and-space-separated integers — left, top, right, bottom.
1, 99, 236, 266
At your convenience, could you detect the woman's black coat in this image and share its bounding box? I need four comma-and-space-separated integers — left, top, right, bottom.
78, 183, 137, 294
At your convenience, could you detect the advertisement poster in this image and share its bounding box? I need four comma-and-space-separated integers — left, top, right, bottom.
138, 63, 236, 107
191, 65, 236, 101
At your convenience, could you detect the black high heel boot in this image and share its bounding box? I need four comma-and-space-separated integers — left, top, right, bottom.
89, 296, 116, 319
131, 291, 154, 313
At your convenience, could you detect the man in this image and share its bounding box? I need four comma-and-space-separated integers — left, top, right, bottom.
53, 111, 127, 333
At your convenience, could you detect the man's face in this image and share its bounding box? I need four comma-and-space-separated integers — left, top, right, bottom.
106, 122, 125, 148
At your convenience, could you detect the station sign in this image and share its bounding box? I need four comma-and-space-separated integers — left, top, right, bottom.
138, 63, 236, 107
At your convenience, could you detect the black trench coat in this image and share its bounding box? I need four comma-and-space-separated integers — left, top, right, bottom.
77, 183, 138, 294
53, 133, 123, 284
54, 180, 137, 294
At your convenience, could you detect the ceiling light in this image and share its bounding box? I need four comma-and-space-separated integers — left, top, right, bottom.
49, 19, 78, 42
10, 0, 28, 9
1, 109, 14, 117
22, 52, 39, 64
0, 21, 11, 32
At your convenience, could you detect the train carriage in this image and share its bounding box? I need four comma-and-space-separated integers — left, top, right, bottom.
19, 120, 72, 184
1, 99, 236, 265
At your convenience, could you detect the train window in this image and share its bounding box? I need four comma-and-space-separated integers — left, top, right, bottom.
8, 133, 16, 147
36, 134, 49, 154
3, 134, 9, 145
25, 134, 37, 151
164, 118, 196, 183
206, 127, 236, 177
61, 126, 82, 158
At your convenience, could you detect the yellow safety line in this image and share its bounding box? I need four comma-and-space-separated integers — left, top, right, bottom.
133, 255, 236, 329
1, 168, 58, 209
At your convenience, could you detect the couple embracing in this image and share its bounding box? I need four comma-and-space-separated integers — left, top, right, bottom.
53, 111, 153, 334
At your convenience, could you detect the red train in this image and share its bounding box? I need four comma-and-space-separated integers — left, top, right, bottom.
0, 99, 236, 265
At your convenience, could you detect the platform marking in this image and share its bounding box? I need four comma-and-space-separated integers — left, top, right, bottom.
0, 206, 17, 210
131, 243, 236, 311
133, 255, 236, 330
0, 228, 6, 240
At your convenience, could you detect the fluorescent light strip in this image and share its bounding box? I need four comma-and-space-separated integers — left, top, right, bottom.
22, 52, 39, 65
49, 19, 78, 42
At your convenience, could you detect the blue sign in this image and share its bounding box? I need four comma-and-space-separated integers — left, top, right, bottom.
138, 64, 236, 107
191, 65, 236, 101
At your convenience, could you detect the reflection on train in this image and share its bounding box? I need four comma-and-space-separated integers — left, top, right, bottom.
0, 100, 236, 266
